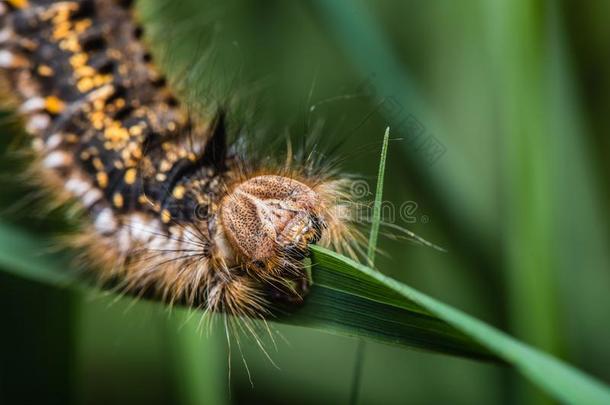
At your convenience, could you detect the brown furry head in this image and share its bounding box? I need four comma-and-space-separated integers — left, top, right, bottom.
219, 175, 323, 273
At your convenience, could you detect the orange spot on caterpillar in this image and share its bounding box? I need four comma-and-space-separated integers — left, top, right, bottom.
52, 21, 72, 41
131, 147, 142, 159
59, 37, 80, 52
77, 77, 94, 93
114, 98, 126, 109
44, 96, 65, 114
49, 2, 78, 24
90, 111, 106, 130
92, 74, 112, 87
92, 157, 104, 171
8, 0, 29, 9
172, 185, 185, 199
124, 168, 137, 185
96, 172, 108, 188
161, 209, 171, 223
113, 193, 124, 208
75, 65, 96, 78
69, 53, 88, 69
37, 65, 54, 77
74, 19, 92, 34
129, 125, 143, 136
104, 125, 129, 143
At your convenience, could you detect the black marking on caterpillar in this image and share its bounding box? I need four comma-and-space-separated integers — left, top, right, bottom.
0, 0, 362, 323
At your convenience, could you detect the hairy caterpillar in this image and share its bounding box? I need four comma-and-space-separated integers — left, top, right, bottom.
0, 0, 361, 322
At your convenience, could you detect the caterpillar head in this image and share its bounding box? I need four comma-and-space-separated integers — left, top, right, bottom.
219, 175, 324, 278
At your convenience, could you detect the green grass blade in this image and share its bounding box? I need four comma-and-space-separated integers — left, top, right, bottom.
483, 3, 559, 403
352, 127, 389, 404
366, 127, 390, 264
545, 2, 610, 372
310, 246, 610, 405
166, 311, 228, 405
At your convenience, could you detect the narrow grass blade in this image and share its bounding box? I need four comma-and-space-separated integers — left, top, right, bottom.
166, 311, 228, 405
352, 127, 390, 404
366, 127, 389, 264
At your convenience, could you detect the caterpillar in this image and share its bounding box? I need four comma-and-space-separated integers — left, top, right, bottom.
0, 0, 361, 322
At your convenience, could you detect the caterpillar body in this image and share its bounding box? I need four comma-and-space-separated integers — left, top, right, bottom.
0, 0, 359, 320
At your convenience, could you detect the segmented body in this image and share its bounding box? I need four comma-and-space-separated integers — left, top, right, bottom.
1, 0, 222, 223
0, 0, 356, 317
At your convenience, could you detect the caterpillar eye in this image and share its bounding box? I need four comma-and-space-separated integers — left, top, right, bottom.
219, 175, 322, 267
252, 260, 266, 270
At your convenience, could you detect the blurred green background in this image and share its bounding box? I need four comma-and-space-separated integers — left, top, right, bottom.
1, 0, 609, 404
